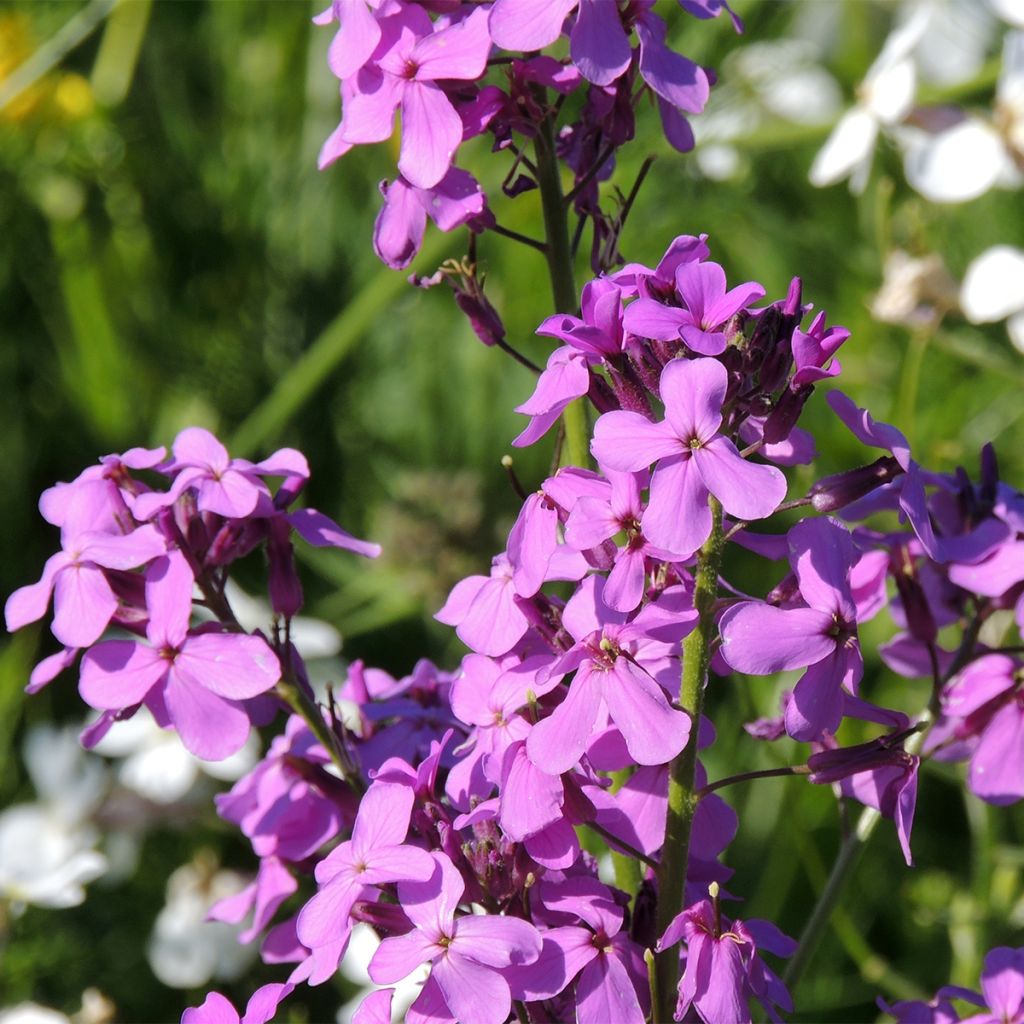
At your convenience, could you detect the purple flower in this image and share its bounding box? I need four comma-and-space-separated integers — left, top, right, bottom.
324, 6, 492, 189
296, 781, 436, 985
658, 890, 795, 1024
78, 551, 281, 759
182, 983, 294, 1024
527, 576, 695, 772
368, 852, 542, 1024
623, 261, 764, 356
592, 357, 787, 557
719, 517, 863, 741
5, 524, 165, 648
373, 167, 487, 270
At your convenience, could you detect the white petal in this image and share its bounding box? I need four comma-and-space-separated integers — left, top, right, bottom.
988, 0, 1024, 29
809, 109, 878, 188
901, 120, 1009, 201
915, 0, 995, 87
1007, 309, 1024, 352
867, 57, 917, 123
961, 245, 1024, 322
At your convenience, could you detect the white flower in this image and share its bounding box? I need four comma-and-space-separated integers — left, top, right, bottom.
0, 725, 108, 912
960, 245, 1024, 351
810, 5, 930, 192
872, 249, 959, 326
146, 855, 256, 989
92, 706, 259, 805
900, 30, 1024, 201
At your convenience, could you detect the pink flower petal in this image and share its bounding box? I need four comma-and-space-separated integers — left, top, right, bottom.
399, 83, 462, 190
79, 640, 167, 708
177, 633, 280, 699
571, 0, 631, 85
719, 603, 834, 674
592, 412, 682, 473
643, 456, 709, 557
660, 356, 727, 443
164, 672, 252, 759
53, 562, 118, 648
693, 436, 787, 521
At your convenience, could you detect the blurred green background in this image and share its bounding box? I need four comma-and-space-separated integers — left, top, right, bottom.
1, 0, 1023, 1021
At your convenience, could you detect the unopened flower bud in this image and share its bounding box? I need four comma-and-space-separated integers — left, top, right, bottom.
809, 456, 901, 513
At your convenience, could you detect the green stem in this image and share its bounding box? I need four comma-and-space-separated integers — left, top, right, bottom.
653, 499, 725, 1023
533, 115, 588, 469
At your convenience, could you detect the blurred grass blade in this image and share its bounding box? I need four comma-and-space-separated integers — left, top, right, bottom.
51, 219, 135, 440
90, 0, 151, 107
0, 0, 116, 113
230, 230, 449, 457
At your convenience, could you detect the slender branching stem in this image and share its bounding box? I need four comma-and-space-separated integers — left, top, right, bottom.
653, 499, 725, 1023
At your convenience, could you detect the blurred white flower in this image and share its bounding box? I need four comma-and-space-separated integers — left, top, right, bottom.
693, 39, 841, 180
0, 725, 108, 912
146, 854, 256, 989
810, 5, 929, 191
0, 1005, 70, 1024
872, 249, 959, 326
92, 706, 259, 805
336, 923, 428, 1024
988, 0, 1024, 29
900, 29, 1024, 201
914, 0, 998, 86
960, 245, 1024, 351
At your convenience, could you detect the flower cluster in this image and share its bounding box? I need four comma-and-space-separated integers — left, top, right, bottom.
315, 0, 739, 269
10, 230, 1024, 1023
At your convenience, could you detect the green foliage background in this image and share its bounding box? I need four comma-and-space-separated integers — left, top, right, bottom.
1, 1, 1022, 1021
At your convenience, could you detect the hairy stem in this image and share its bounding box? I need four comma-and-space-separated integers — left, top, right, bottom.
534, 114, 588, 468
654, 499, 725, 1023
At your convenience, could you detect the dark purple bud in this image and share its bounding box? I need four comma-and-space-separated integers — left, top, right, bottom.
587, 372, 621, 416
807, 732, 917, 784
267, 517, 304, 618
763, 385, 812, 444
631, 878, 658, 948
766, 571, 801, 606
783, 277, 803, 317
980, 442, 999, 508
891, 549, 937, 644
351, 899, 414, 937
809, 456, 902, 513
606, 362, 654, 416
454, 289, 505, 348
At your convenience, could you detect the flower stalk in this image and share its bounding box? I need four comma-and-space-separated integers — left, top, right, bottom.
653, 498, 725, 1022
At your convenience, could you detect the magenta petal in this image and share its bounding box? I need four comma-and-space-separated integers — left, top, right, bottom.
527, 671, 602, 775
643, 456, 709, 557
622, 298, 688, 341
505, 928, 593, 1001
79, 640, 167, 708
145, 551, 194, 648
515, 348, 590, 417
571, 0, 631, 85
361, 845, 438, 886
164, 673, 251, 759
826, 391, 911, 468
500, 744, 564, 840
351, 989, 393, 1024
461, 577, 530, 656
785, 655, 846, 742
413, 6, 491, 81
173, 427, 230, 471
565, 496, 620, 550
432, 953, 511, 1024
53, 563, 118, 648
979, 947, 1024, 1018
678, 324, 727, 356
296, 878, 360, 949
240, 983, 295, 1024
178, 633, 280, 699
197, 470, 262, 519
340, 68, 402, 144
435, 575, 487, 626
353, 782, 415, 852
288, 508, 382, 557
5, 552, 66, 631
660, 357, 726, 442
603, 546, 647, 613
719, 603, 834, 674
524, 818, 579, 869
635, 13, 709, 114
576, 955, 645, 1024
591, 412, 682, 472
79, 525, 165, 570
369, 930, 440, 985
604, 658, 691, 766
788, 517, 856, 618
399, 853, 462, 936
374, 177, 427, 269
454, 916, 541, 968
488, 0, 574, 51
182, 992, 240, 1024
970, 705, 1024, 805
694, 437, 787, 521
328, 0, 381, 80
399, 83, 462, 190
